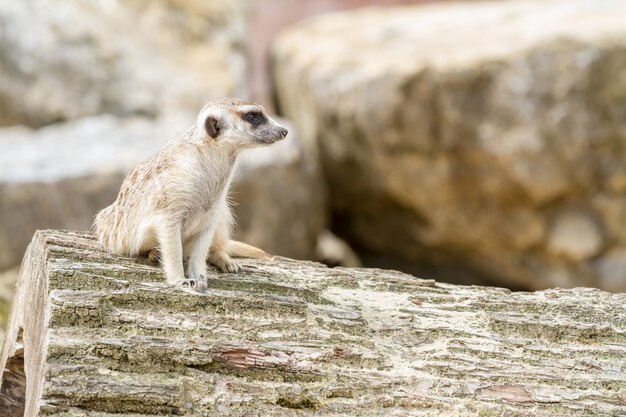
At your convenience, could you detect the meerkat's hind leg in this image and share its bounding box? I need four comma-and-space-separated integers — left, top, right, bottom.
134, 224, 160, 265
209, 229, 241, 273
209, 250, 241, 273
147, 248, 160, 265
207, 202, 241, 273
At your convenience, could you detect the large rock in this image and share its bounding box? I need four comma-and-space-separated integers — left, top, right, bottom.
272, 0, 626, 290
0, 0, 249, 127
0, 116, 325, 271
2, 230, 626, 416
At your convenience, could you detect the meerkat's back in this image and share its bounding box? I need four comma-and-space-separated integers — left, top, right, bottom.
94, 153, 169, 256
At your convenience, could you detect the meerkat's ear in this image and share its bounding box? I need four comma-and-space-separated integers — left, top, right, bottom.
204, 115, 220, 138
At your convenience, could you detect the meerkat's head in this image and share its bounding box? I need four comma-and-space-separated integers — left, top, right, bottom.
195, 98, 288, 148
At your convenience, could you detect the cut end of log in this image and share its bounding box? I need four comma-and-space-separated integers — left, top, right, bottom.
1, 230, 625, 416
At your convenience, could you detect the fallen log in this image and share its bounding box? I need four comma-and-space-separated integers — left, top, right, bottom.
1, 230, 625, 416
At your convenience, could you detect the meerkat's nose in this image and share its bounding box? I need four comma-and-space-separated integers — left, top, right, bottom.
280, 128, 288, 138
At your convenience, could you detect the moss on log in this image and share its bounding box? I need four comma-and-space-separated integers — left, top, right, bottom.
1, 230, 625, 416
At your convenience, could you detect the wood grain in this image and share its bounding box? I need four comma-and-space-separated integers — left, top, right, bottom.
1, 230, 625, 416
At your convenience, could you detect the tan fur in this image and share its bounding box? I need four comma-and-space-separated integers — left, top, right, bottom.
94, 98, 288, 289
225, 241, 271, 259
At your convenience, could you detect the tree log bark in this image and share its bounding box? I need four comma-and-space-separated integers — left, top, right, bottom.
1, 230, 625, 416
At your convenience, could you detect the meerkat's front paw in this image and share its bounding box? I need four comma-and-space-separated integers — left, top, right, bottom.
189, 275, 208, 292
172, 276, 207, 292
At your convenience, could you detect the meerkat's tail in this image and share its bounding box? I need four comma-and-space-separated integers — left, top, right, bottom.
93, 204, 126, 255
225, 240, 272, 260
93, 206, 113, 248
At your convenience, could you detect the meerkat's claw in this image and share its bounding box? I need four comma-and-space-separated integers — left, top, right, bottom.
174, 275, 208, 292
181, 278, 196, 287
215, 259, 241, 273
190, 275, 208, 292
224, 261, 240, 273
209, 252, 242, 273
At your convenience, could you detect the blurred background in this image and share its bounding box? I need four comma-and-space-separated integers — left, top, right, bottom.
1, 0, 626, 335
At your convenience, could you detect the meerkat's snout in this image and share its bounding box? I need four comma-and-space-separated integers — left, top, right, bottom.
253, 118, 289, 145
271, 126, 289, 142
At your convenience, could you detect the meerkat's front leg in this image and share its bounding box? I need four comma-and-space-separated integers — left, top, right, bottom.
155, 221, 190, 287
186, 228, 215, 292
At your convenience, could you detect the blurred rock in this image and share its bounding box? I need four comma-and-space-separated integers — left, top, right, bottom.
315, 230, 361, 268
0, 0, 249, 127
593, 248, 626, 293
547, 209, 604, 261
0, 115, 325, 271
247, 0, 433, 108
272, 0, 626, 290
592, 194, 626, 243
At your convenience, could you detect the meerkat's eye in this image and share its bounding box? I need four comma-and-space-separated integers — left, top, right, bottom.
243, 111, 266, 128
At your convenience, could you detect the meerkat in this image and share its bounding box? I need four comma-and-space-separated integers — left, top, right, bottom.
94, 98, 288, 290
